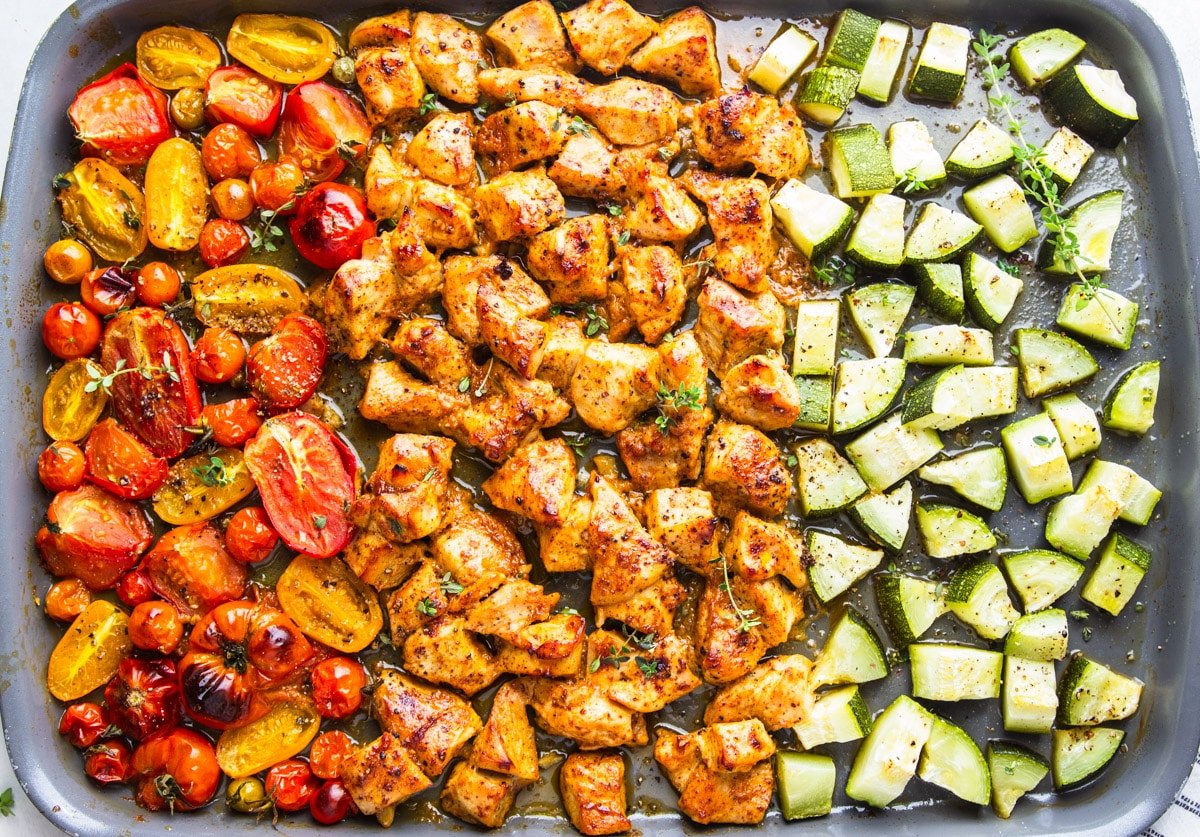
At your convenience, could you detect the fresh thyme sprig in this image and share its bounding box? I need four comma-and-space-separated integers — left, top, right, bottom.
710, 554, 762, 633
588, 629, 660, 674
811, 255, 856, 287
897, 167, 932, 194
84, 353, 180, 395
654, 383, 704, 433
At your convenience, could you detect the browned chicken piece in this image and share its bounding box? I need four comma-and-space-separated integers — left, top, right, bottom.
597, 279, 636, 343
455, 365, 572, 462
406, 112, 477, 186
715, 353, 803, 431
562, 0, 655, 76
621, 245, 686, 343
403, 616, 503, 696
741, 576, 801, 649
409, 180, 476, 251
432, 509, 526, 587
622, 160, 704, 245
704, 654, 813, 730
477, 282, 549, 378
472, 682, 540, 781
695, 576, 770, 684
339, 733, 432, 816
681, 171, 778, 295
724, 512, 807, 588
390, 317, 474, 386
548, 133, 627, 200
590, 630, 702, 713
568, 340, 660, 435
410, 13, 485, 104
593, 574, 686, 637
628, 7, 720, 96
655, 722, 775, 825
349, 9, 415, 48
694, 279, 786, 377
359, 360, 465, 435
536, 316, 589, 391
577, 78, 681, 147
654, 728, 703, 790
536, 495, 593, 572
616, 406, 713, 491
487, 0, 579, 72
364, 150, 476, 251
702, 420, 792, 517
698, 719, 775, 773
560, 751, 632, 835
655, 326, 709, 400
387, 560, 453, 638
350, 11, 427, 125
345, 533, 432, 590
527, 215, 611, 305
588, 474, 674, 606
477, 101, 570, 175
441, 758, 527, 828
483, 437, 577, 526
645, 487, 721, 574
473, 169, 567, 242
477, 67, 587, 108
497, 612, 586, 677
464, 580, 560, 643
677, 757, 773, 825
691, 89, 811, 179
351, 433, 455, 544
527, 675, 649, 749
372, 670, 483, 777
443, 255, 550, 346
322, 256, 401, 360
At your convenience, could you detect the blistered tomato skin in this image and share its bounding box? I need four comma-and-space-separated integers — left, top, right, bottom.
84, 740, 132, 786
193, 327, 246, 384
278, 81, 369, 182
68, 63, 171, 166
128, 600, 184, 654
39, 441, 87, 493
202, 123, 263, 181
311, 656, 368, 719
290, 183, 374, 270
265, 758, 320, 812
211, 178, 255, 221
247, 314, 328, 411
42, 302, 101, 360
249, 156, 307, 212
44, 239, 93, 285
135, 262, 183, 307
144, 138, 209, 253
116, 568, 156, 608
311, 779, 355, 825
37, 485, 152, 590
204, 65, 283, 138
309, 730, 354, 779
200, 219, 251, 268
203, 399, 263, 447
56, 159, 148, 263
105, 657, 181, 741
143, 523, 248, 620
84, 418, 170, 501
58, 702, 111, 748
130, 728, 221, 812
80, 267, 137, 317
225, 506, 279, 563
45, 577, 93, 621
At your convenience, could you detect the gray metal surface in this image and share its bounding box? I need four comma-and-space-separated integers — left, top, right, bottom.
0, 0, 1197, 834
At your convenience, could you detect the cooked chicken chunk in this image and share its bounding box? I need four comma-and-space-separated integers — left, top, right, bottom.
628, 7, 720, 96
474, 169, 567, 242
340, 733, 432, 816
695, 577, 770, 684
464, 580, 559, 643
715, 353, 802, 431
387, 560, 457, 638
590, 629, 701, 713
484, 437, 577, 526
593, 574, 686, 637
472, 682, 539, 781
536, 316, 589, 390
562, 0, 656, 75
372, 670, 483, 777
654, 727, 774, 825
351, 11, 426, 125
403, 616, 503, 695
359, 360, 465, 435
497, 612, 587, 677
443, 255, 550, 347
560, 751, 632, 835
694, 279, 786, 377
739, 576, 801, 649
432, 509, 526, 587
390, 317, 474, 385
406, 112, 477, 186
322, 256, 401, 360
548, 134, 627, 200
345, 533, 431, 590
568, 340, 660, 434
527, 215, 611, 305
537, 494, 593, 572
692, 89, 811, 179
578, 78, 681, 147
441, 758, 526, 828
698, 719, 776, 773
588, 474, 674, 606
478, 67, 587, 108
704, 654, 813, 730
645, 487, 721, 574
412, 12, 486, 104
624, 164, 704, 244
621, 245, 686, 343
477, 284, 549, 379
527, 675, 649, 749
412, 180, 477, 251
487, 0, 579, 72
456, 365, 572, 462
724, 511, 806, 587
681, 171, 778, 294
702, 420, 791, 517
352, 433, 455, 544
477, 101, 570, 175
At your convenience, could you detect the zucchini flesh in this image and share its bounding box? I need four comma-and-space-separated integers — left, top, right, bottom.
776, 751, 836, 820
1041, 126, 1094, 190
812, 607, 889, 688
807, 530, 884, 603
903, 325, 993, 367
792, 298, 841, 375
907, 22, 971, 102
845, 193, 908, 270
945, 560, 1020, 640
887, 119, 946, 192
917, 716, 990, 805
1056, 284, 1138, 350
1001, 548, 1084, 612
1044, 482, 1122, 560
964, 252, 1023, 331
1044, 64, 1139, 147
1057, 654, 1143, 726
851, 481, 912, 552
946, 119, 1015, 179
1002, 656, 1059, 733
1043, 392, 1102, 460
875, 571, 943, 646
1010, 28, 1086, 87
1014, 327, 1098, 398
1076, 459, 1161, 525
749, 26, 817, 93
858, 20, 910, 103
904, 203, 982, 263
831, 357, 906, 435
1005, 608, 1069, 662
797, 65, 861, 126
1102, 360, 1159, 434
845, 695, 933, 807
1000, 412, 1074, 504
846, 412, 943, 492
847, 282, 915, 358
910, 643, 1002, 701
916, 503, 997, 560
1080, 533, 1151, 616
1039, 189, 1124, 274
795, 685, 872, 749
1052, 727, 1124, 789
772, 179, 854, 259
988, 741, 1049, 818
902, 365, 1018, 431
912, 262, 964, 321
793, 437, 868, 516
826, 124, 897, 198
918, 446, 1007, 511
963, 174, 1038, 253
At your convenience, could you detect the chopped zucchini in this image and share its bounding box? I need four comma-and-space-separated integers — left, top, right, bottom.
793, 437, 868, 516
806, 530, 884, 603
845, 695, 933, 808
1000, 412, 1074, 504
912, 262, 965, 321
845, 194, 907, 270
821, 9, 881, 72
812, 607, 889, 688
902, 364, 1018, 430
1057, 654, 1143, 726
776, 752, 836, 820
887, 119, 946, 193
1044, 482, 1122, 560
794, 375, 833, 432
1001, 549, 1084, 612
1005, 608, 1069, 662
1056, 284, 1138, 350
1052, 727, 1124, 789
964, 252, 1023, 331
1003, 656, 1058, 734
832, 357, 907, 434
858, 20, 910, 103
875, 571, 944, 646
1044, 64, 1139, 147
988, 741, 1050, 818
907, 22, 971, 102
1014, 327, 1099, 398
1076, 459, 1161, 525
826, 124, 897, 198
910, 643, 1003, 701
1102, 360, 1159, 434
1041, 126, 1095, 191
1039, 189, 1124, 274
847, 282, 915, 358
945, 119, 1015, 179
945, 560, 1020, 640
772, 179, 854, 258
904, 325, 994, 367
749, 26, 818, 93
963, 174, 1038, 252
1010, 28, 1086, 87
795, 685, 872, 749
917, 716, 991, 805
846, 412, 943, 491
797, 65, 861, 126
904, 203, 983, 263
1043, 392, 1102, 460
1080, 532, 1151, 616
918, 446, 1008, 511
792, 299, 840, 375
916, 503, 997, 560
851, 481, 913, 552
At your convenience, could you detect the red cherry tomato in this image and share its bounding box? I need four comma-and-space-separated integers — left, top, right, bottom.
84, 739, 132, 785
143, 523, 247, 620
68, 63, 171, 166
200, 122, 263, 180
199, 218, 250, 267
130, 728, 221, 812
38, 441, 86, 493
192, 327, 246, 384
309, 731, 354, 780
243, 412, 356, 558
278, 81, 369, 182
104, 657, 181, 741
128, 600, 184, 654
116, 567, 156, 607
204, 66, 282, 138
36, 485, 152, 590
310, 657, 367, 719
80, 266, 137, 317
290, 183, 373, 270
101, 308, 203, 459
42, 302, 102, 360
84, 418, 170, 500
310, 779, 355, 825
246, 314, 327, 411
265, 759, 320, 812
134, 262, 182, 307
249, 156, 307, 213
224, 506, 279, 563
58, 702, 111, 748
202, 398, 262, 447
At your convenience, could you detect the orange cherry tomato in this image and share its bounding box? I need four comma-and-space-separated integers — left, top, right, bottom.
39, 440, 87, 492
192, 327, 246, 384
105, 657, 181, 741
143, 523, 248, 620
44, 239, 93, 285
211, 178, 255, 220
225, 506, 279, 563
59, 701, 111, 748
45, 577, 93, 622
199, 218, 250, 268
310, 656, 367, 719
309, 730, 354, 780
128, 600, 184, 654
204, 66, 282, 138
131, 728, 221, 812
116, 568, 157, 608
37, 485, 152, 590
201, 123, 263, 181
265, 758, 320, 812
136, 26, 222, 91
134, 262, 182, 307
290, 182, 373, 270
68, 63, 171, 166
84, 739, 132, 786
42, 302, 101, 360
85, 418, 170, 500
249, 156, 307, 213
202, 398, 263, 447
80, 267, 137, 318
278, 81, 369, 182
246, 313, 327, 411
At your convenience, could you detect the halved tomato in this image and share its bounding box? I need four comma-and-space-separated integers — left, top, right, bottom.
56, 159, 148, 264
243, 412, 355, 559
246, 314, 328, 411
278, 81, 370, 182
136, 26, 222, 90
47, 600, 133, 701
142, 523, 248, 620
191, 263, 305, 335
151, 447, 256, 525
68, 64, 171, 166
100, 309, 203, 459
84, 418, 169, 500
215, 693, 321, 778
37, 485, 153, 590
43, 359, 108, 442
226, 14, 337, 85
204, 65, 283, 138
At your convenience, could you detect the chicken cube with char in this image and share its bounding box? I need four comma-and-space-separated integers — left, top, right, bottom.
390, 317, 474, 386
654, 727, 774, 825
350, 11, 426, 125
536, 494, 593, 573
527, 675, 649, 749
387, 560, 457, 638
621, 245, 686, 344
472, 681, 539, 781
704, 654, 814, 731
590, 629, 702, 713
474, 169, 567, 242
339, 733, 433, 816
560, 751, 632, 835
594, 574, 686, 638
406, 112, 477, 186
365, 144, 416, 224
352, 433, 455, 544
432, 509, 526, 588
645, 487, 721, 574
359, 360, 466, 435
739, 576, 801, 649
569, 340, 661, 435
443, 255, 550, 348
487, 0, 579, 72
536, 315, 588, 391
322, 255, 401, 360
364, 150, 477, 252
411, 12, 486, 104
624, 164, 705, 244
455, 365, 572, 462
403, 615, 503, 696
345, 534, 431, 591
692, 89, 811, 180
628, 7, 721, 96
497, 612, 586, 677
588, 474, 674, 606
578, 78, 681, 147
548, 133, 627, 201
724, 511, 807, 588
694, 279, 786, 378
698, 719, 776, 773
695, 576, 770, 685
702, 420, 791, 517
476, 101, 570, 175
562, 0, 656, 76
715, 352, 802, 431
440, 758, 527, 828
464, 580, 560, 644
527, 215, 611, 305
372, 670, 483, 777
478, 67, 587, 108
477, 281, 549, 379
410, 180, 476, 251
483, 437, 577, 526
681, 171, 778, 295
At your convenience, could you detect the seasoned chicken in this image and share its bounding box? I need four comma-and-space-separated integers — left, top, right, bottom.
440, 758, 526, 828
691, 89, 811, 179
694, 279, 786, 377
593, 574, 687, 637
473, 169, 567, 242
548, 133, 627, 200
409, 180, 476, 251
621, 245, 686, 343
339, 733, 432, 816
497, 612, 587, 677
702, 420, 792, 517
695, 576, 770, 684
569, 341, 661, 434
443, 255, 550, 347
476, 101, 570, 175
387, 560, 457, 638
615, 399, 713, 490
740, 576, 801, 649
411, 12, 486, 104
351, 11, 427, 125
715, 353, 803, 431
562, 0, 655, 75
536, 316, 589, 390
704, 654, 814, 730
578, 78, 681, 147
560, 751, 632, 835
483, 437, 577, 526
487, 0, 579, 72
681, 171, 778, 294
372, 670, 483, 777
403, 616, 503, 696
359, 361, 465, 437
654, 727, 774, 825
455, 364, 572, 462
590, 629, 702, 713
645, 487, 721, 574
724, 512, 806, 587
527, 675, 649, 749
588, 474, 674, 606
390, 317, 474, 385
536, 494, 593, 572
697, 719, 775, 773
478, 67, 587, 108
477, 282, 549, 378
322, 256, 401, 360
472, 682, 540, 781
624, 164, 705, 244
464, 580, 559, 643
351, 433, 456, 544
344, 533, 431, 590
432, 509, 526, 587
527, 215, 611, 305
628, 7, 720, 96
406, 112, 477, 186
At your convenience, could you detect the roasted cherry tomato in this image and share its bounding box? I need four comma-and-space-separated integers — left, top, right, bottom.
199, 218, 250, 268
290, 183, 373, 270
130, 728, 221, 812
101, 308, 203, 459
105, 657, 181, 741
84, 739, 132, 786
143, 523, 248, 620
56, 159, 148, 263
276, 556, 380, 652
39, 440, 87, 493
211, 178, 255, 221
310, 657, 367, 719
152, 448, 257, 525
116, 567, 156, 607
191, 263, 305, 334
170, 86, 206, 130
37, 485, 152, 590
192, 327, 246, 384
58, 701, 111, 748
68, 63, 171, 166
144, 138, 209, 253
45, 576, 93, 622
42, 302, 101, 360
246, 314, 327, 411
226, 776, 272, 814
136, 26, 222, 90
135, 262, 183, 307
249, 156, 307, 213
310, 779, 355, 825
243, 412, 355, 558
278, 81, 369, 182
202, 398, 263, 448
43, 359, 108, 443
85, 418, 170, 500
204, 65, 282, 138
179, 600, 314, 729
44, 239, 93, 285
265, 758, 320, 812
201, 123, 263, 181
227, 15, 337, 85
80, 266, 137, 317
225, 506, 279, 563
47, 600, 132, 702
128, 600, 184, 654
309, 730, 354, 780
214, 693, 321, 779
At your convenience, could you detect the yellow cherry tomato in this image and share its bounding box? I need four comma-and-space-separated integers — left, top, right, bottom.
47, 600, 131, 702
56, 159, 147, 263
137, 26, 222, 90
192, 264, 305, 334
277, 556, 383, 652
226, 15, 337, 85
43, 359, 108, 442
215, 694, 321, 778
145, 138, 209, 252
152, 448, 257, 525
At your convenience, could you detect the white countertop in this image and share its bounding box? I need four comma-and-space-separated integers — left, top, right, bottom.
0, 0, 1197, 834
